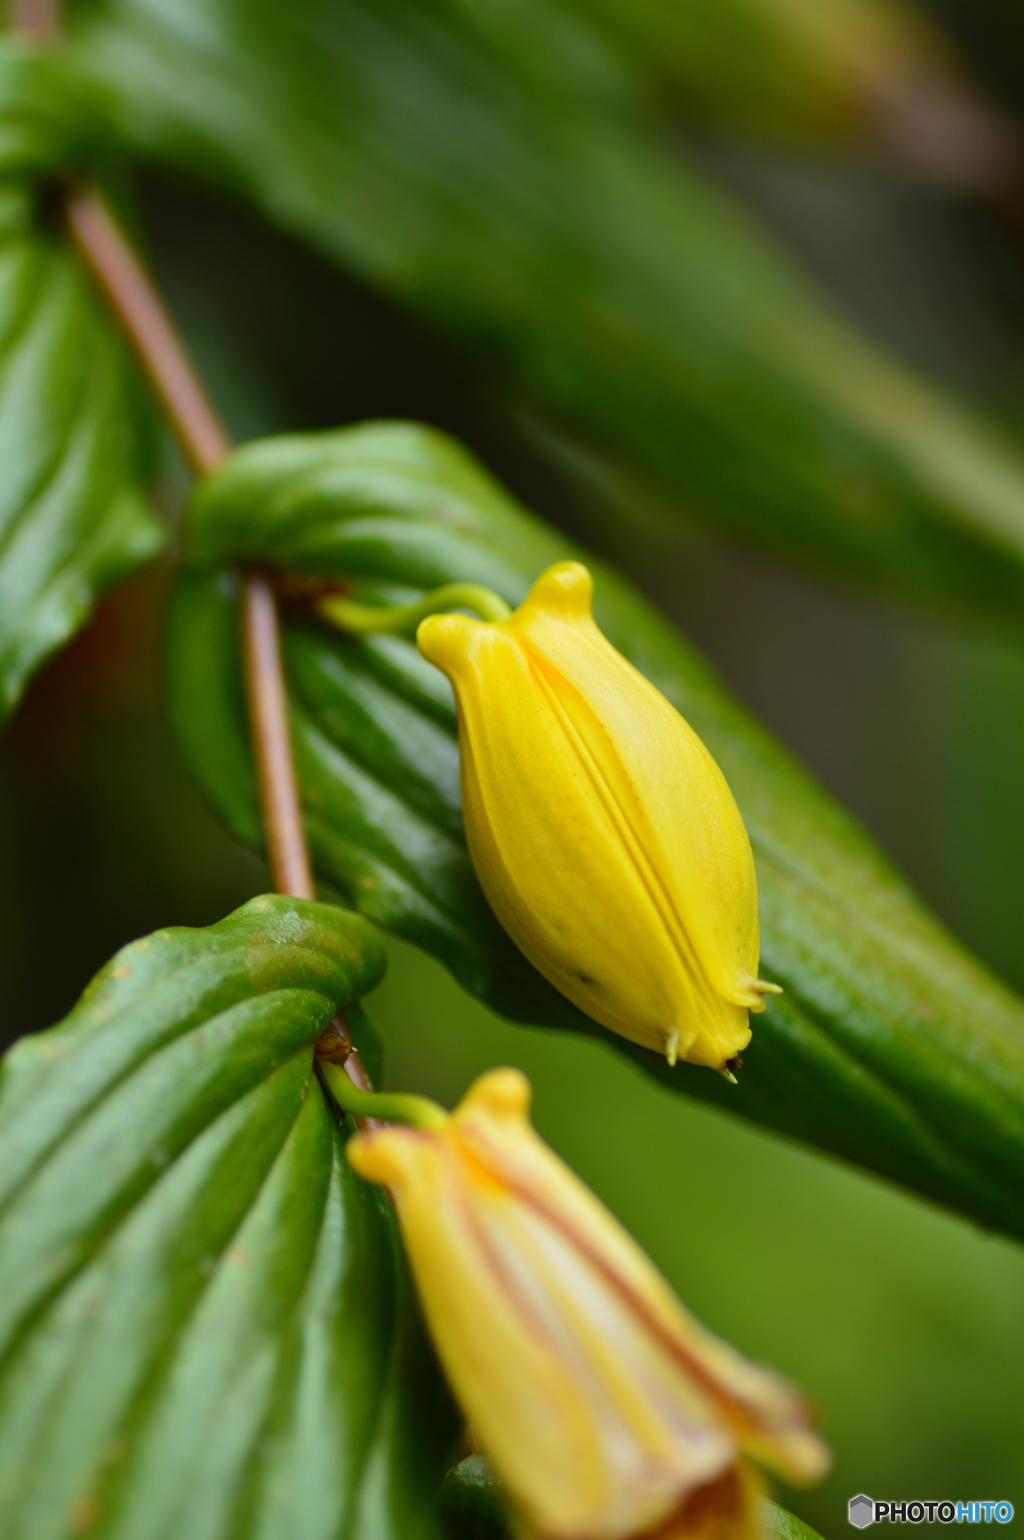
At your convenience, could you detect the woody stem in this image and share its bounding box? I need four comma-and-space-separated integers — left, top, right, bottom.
65, 189, 230, 478
61, 183, 375, 1093
64, 187, 317, 904
11, 0, 377, 1097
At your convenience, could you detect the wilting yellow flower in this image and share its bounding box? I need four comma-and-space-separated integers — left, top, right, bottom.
417, 561, 778, 1072
348, 1068, 829, 1540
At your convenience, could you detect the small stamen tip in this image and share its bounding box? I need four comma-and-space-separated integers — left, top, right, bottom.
719, 1054, 743, 1085
756, 979, 783, 996
664, 1029, 680, 1068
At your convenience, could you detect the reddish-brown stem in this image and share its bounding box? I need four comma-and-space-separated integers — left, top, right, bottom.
64, 188, 313, 890
65, 184, 375, 1090
66, 189, 230, 476
338, 1041, 375, 1093
241, 572, 316, 900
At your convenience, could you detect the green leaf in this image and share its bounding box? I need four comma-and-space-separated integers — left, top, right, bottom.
765, 1502, 828, 1540
435, 1456, 826, 1540
0, 38, 163, 726
570, 0, 983, 146
67, 0, 1024, 623
169, 423, 1024, 1242
0, 893, 458, 1540
437, 1457, 511, 1540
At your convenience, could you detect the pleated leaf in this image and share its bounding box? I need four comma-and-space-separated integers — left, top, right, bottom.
169, 423, 1024, 1242
0, 38, 163, 725
66, 0, 1024, 623
0, 893, 457, 1540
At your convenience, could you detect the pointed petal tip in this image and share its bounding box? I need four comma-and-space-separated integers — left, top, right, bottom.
459, 1065, 533, 1120
519, 560, 594, 621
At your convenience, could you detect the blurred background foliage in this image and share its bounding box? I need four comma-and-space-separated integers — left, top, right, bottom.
5, 0, 1024, 1531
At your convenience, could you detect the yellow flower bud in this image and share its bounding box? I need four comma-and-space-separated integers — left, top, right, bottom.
347, 1068, 830, 1540
417, 562, 778, 1072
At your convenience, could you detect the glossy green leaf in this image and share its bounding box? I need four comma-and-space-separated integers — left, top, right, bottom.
0, 38, 163, 726
0, 893, 457, 1540
67, 0, 1024, 623
169, 423, 1024, 1241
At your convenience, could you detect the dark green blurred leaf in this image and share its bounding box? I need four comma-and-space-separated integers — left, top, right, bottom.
0, 893, 457, 1540
170, 423, 1024, 1242
0, 38, 113, 176
573, 0, 1023, 202
945, 3, 1024, 112
570, 0, 974, 145
0, 37, 163, 726
67, 0, 1024, 624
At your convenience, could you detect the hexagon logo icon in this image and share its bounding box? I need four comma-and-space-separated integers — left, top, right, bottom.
849, 1495, 875, 1528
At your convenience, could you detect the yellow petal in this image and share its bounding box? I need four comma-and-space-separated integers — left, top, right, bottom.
348, 1069, 829, 1540
649, 1461, 766, 1540
418, 562, 768, 1070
